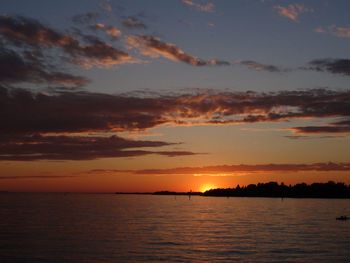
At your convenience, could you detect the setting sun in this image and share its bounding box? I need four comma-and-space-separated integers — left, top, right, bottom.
200, 184, 217, 193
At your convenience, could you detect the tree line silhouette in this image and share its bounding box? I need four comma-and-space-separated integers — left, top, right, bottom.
203, 181, 350, 198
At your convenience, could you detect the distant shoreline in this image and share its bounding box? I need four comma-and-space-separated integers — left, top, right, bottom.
115, 191, 202, 196
116, 181, 350, 198
114, 193, 350, 199
2, 181, 349, 198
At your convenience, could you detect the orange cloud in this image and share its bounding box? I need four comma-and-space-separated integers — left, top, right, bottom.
126, 34, 230, 66
274, 4, 313, 22
314, 25, 350, 38
91, 23, 121, 37
181, 0, 215, 13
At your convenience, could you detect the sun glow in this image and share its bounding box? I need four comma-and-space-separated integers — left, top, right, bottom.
200, 184, 217, 193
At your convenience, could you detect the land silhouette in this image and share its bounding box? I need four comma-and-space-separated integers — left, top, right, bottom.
116, 181, 350, 198
203, 181, 350, 198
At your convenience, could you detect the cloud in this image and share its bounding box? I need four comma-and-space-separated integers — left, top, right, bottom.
293, 125, 350, 134
2, 85, 350, 160
0, 133, 198, 161
0, 47, 88, 87
92, 162, 350, 175
284, 135, 308, 140
284, 134, 346, 139
292, 119, 350, 134
72, 12, 100, 24
122, 16, 147, 29
126, 34, 230, 66
305, 59, 350, 76
274, 4, 313, 22
236, 60, 281, 72
90, 23, 122, 37
2, 87, 350, 139
181, 0, 215, 13
0, 175, 77, 180
314, 27, 325, 34
99, 1, 112, 12
314, 25, 350, 38
0, 15, 131, 68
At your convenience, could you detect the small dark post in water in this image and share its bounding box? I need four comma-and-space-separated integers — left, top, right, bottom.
188, 189, 192, 200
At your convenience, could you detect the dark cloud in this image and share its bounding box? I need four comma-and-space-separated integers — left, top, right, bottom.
0, 87, 167, 135
0, 15, 131, 68
0, 47, 88, 86
126, 34, 230, 66
293, 123, 350, 134
292, 118, 350, 134
284, 135, 309, 139
91, 162, 350, 175
284, 134, 346, 139
0, 133, 197, 161
157, 151, 203, 157
306, 59, 350, 76
236, 60, 281, 72
0, 175, 77, 180
122, 16, 147, 29
1, 87, 350, 139
1, 85, 350, 160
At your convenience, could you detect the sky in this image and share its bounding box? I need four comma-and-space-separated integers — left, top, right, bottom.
1, 0, 350, 192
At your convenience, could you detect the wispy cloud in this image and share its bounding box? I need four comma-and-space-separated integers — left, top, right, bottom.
181, 0, 215, 13
90, 162, 350, 175
0, 47, 88, 86
314, 25, 350, 38
0, 175, 78, 180
304, 59, 350, 76
292, 119, 350, 134
236, 60, 281, 72
122, 16, 147, 29
126, 34, 230, 66
0, 15, 131, 69
90, 23, 122, 37
0, 132, 197, 161
274, 4, 313, 22
99, 1, 112, 12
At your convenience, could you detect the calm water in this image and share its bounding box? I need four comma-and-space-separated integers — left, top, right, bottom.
0, 193, 349, 262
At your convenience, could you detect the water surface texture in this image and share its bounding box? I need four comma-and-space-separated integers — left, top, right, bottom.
0, 193, 349, 262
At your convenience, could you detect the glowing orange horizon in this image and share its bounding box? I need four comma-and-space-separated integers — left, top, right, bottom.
200, 184, 217, 193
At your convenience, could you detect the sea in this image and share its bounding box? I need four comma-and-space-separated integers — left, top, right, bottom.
0, 193, 349, 262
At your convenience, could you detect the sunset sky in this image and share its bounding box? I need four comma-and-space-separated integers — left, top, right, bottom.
1, 0, 350, 192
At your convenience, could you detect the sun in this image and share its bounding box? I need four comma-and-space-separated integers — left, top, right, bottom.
200, 184, 217, 193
